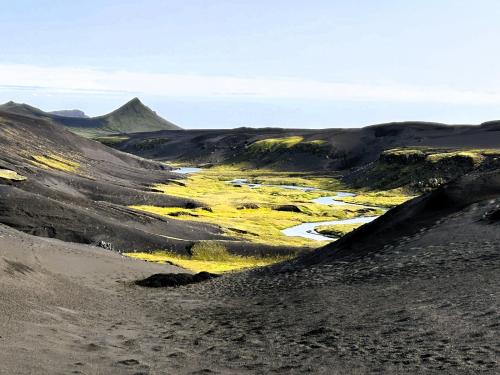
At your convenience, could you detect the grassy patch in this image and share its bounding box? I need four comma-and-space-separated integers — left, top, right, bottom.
94, 135, 129, 145
198, 164, 343, 190
383, 149, 426, 157
190, 241, 231, 260
425, 151, 485, 166
131, 165, 392, 247
384, 147, 499, 168
337, 189, 412, 207
0, 169, 27, 181
32, 154, 80, 172
245, 136, 329, 156
247, 136, 304, 153
125, 241, 292, 273
369, 147, 500, 191
316, 223, 362, 237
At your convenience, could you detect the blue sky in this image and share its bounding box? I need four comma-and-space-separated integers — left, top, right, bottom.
1, 0, 500, 128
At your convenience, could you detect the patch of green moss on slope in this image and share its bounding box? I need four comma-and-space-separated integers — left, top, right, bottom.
0, 169, 27, 181
353, 147, 500, 192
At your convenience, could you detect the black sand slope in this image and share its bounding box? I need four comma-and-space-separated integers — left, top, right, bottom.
136, 168, 499, 374
1, 167, 498, 373
113, 121, 500, 171
284, 167, 500, 268
0, 223, 187, 374
0, 111, 244, 253
0, 97, 181, 135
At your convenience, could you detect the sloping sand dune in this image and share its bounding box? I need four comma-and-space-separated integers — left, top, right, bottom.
0, 223, 184, 374
1, 169, 499, 374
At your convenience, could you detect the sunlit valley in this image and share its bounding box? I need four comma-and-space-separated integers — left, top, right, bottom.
1, 2, 500, 374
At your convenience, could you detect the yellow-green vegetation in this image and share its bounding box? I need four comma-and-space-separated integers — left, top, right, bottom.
315, 223, 362, 237
94, 135, 130, 145
125, 241, 292, 273
382, 148, 426, 158
0, 169, 27, 181
372, 147, 500, 191
32, 154, 80, 172
199, 164, 343, 190
246, 136, 328, 154
384, 147, 500, 167
425, 151, 485, 166
130, 166, 392, 247
336, 189, 412, 207
248, 136, 304, 152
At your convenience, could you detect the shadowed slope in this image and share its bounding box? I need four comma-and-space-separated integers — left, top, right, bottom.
111, 121, 500, 173
0, 110, 299, 256
141, 167, 500, 373
0, 223, 187, 374
0, 111, 221, 253
281, 167, 500, 269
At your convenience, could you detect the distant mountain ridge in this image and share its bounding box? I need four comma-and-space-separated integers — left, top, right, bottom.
49, 109, 88, 118
0, 98, 182, 136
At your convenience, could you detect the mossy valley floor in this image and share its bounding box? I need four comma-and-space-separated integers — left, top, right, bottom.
127, 165, 412, 273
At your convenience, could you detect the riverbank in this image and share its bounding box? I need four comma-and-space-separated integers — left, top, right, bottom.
131, 165, 401, 246
127, 165, 411, 272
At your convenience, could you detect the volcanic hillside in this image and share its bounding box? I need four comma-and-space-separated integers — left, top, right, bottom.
1, 138, 498, 374
0, 110, 248, 254
149, 167, 500, 374
111, 122, 500, 170
0, 108, 499, 373
0, 98, 181, 136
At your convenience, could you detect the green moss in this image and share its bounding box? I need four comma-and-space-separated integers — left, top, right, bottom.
315, 223, 362, 237
191, 241, 231, 261
358, 147, 500, 192
0, 169, 27, 181
383, 148, 426, 157
337, 190, 412, 207
244, 136, 328, 156
426, 151, 484, 166
131, 166, 394, 247
125, 244, 292, 274
32, 154, 80, 172
247, 136, 304, 153
94, 135, 129, 145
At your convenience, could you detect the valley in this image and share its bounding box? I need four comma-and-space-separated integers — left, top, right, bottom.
0, 102, 499, 374
4, 3, 500, 373
127, 165, 402, 271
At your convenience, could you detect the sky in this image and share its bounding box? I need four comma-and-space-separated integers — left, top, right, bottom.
1, 0, 500, 129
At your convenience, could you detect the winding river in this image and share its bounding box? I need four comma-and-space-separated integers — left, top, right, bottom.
173, 168, 383, 242
173, 167, 203, 174
227, 179, 383, 241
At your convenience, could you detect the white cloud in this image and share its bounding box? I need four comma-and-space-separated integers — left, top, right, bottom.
1, 63, 500, 105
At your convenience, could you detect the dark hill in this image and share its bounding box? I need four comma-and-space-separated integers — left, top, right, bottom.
0, 98, 182, 136
0, 109, 499, 373
161, 166, 500, 373
0, 110, 287, 255
284, 166, 500, 269
112, 121, 500, 170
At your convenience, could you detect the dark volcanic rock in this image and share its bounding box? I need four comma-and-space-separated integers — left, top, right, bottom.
135, 272, 219, 288
272, 204, 303, 213
237, 203, 260, 210
483, 207, 500, 223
